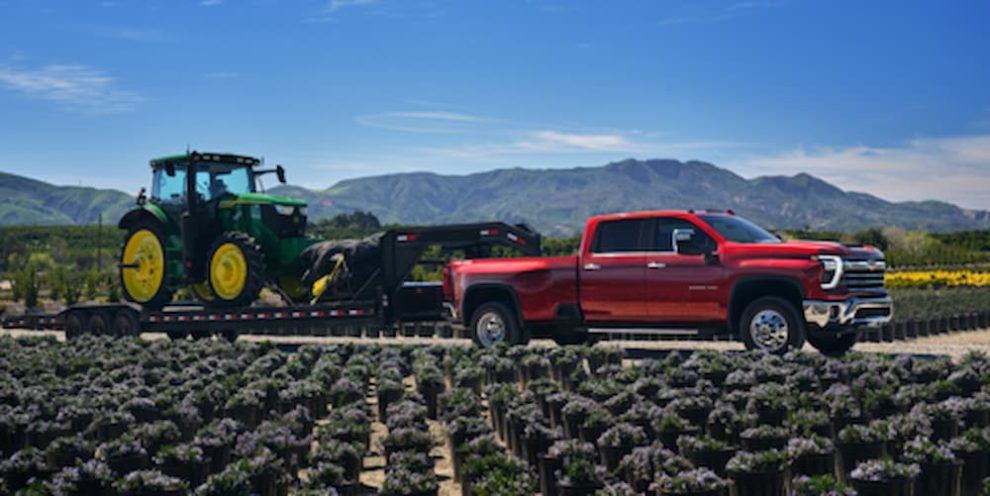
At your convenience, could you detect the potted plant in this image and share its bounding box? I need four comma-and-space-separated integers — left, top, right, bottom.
790, 474, 856, 496
740, 425, 791, 452
115, 469, 188, 496
652, 412, 699, 453
597, 423, 646, 472
97, 436, 149, 475
522, 421, 561, 474
193, 418, 242, 475
652, 467, 729, 496
786, 436, 836, 478
304, 461, 356, 495
45, 435, 95, 468
924, 401, 964, 441
902, 436, 963, 496
154, 443, 207, 487
580, 408, 614, 446
670, 396, 714, 428
557, 456, 607, 496
415, 365, 445, 420
678, 436, 735, 477
725, 449, 791, 496
131, 420, 182, 455
48, 459, 115, 496
542, 440, 596, 496
468, 454, 535, 496
746, 384, 789, 426
848, 459, 920, 496
381, 427, 434, 460
0, 447, 53, 489
836, 424, 886, 474
707, 404, 745, 444
787, 409, 834, 439
562, 397, 598, 440
313, 439, 364, 483
951, 428, 990, 496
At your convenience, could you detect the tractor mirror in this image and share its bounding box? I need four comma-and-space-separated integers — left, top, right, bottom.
276, 165, 286, 184
164, 162, 176, 177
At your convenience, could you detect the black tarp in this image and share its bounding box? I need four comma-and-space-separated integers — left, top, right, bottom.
299, 233, 384, 299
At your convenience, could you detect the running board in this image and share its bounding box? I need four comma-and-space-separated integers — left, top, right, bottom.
588, 327, 737, 341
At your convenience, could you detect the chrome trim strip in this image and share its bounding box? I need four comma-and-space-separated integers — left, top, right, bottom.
803, 296, 893, 328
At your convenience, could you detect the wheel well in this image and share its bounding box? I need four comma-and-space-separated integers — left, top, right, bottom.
118, 209, 162, 231
463, 285, 520, 327
729, 278, 803, 334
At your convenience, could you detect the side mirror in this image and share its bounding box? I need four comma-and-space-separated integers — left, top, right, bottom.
673, 228, 703, 255
276, 165, 286, 184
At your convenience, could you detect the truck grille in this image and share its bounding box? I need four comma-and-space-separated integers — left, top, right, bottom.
841, 259, 886, 292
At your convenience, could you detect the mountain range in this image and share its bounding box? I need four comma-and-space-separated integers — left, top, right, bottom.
2, 159, 988, 236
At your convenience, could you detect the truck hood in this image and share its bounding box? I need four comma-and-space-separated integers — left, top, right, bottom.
725, 240, 884, 259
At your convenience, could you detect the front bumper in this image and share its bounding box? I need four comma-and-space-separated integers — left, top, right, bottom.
803, 296, 893, 329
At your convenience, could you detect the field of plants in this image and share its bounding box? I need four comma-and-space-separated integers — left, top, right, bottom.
3, 337, 990, 496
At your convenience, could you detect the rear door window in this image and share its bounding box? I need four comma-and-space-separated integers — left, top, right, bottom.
592, 219, 648, 253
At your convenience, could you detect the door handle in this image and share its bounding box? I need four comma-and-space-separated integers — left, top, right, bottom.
583, 263, 601, 271
647, 261, 666, 269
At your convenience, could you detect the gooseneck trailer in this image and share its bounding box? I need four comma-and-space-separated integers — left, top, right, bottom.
2, 222, 541, 340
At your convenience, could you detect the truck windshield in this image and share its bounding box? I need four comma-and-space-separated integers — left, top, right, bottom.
699, 215, 780, 244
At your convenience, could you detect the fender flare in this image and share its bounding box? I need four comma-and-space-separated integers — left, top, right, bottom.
727, 275, 806, 333
462, 282, 525, 330
118, 205, 173, 234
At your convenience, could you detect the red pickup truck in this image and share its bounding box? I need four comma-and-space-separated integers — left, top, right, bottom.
444, 210, 893, 354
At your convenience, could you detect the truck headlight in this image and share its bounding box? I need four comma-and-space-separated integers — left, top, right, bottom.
814, 255, 843, 290
274, 205, 295, 216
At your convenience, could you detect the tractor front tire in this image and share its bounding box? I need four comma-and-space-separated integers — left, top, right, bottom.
120, 220, 175, 310
207, 232, 266, 307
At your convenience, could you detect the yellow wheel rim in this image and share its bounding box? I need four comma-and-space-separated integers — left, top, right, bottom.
121, 229, 164, 303
210, 243, 248, 301
191, 282, 214, 301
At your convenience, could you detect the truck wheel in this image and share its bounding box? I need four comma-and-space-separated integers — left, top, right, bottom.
552, 327, 590, 346
808, 332, 858, 356
470, 302, 524, 348
207, 232, 266, 307
120, 220, 175, 310
739, 296, 805, 354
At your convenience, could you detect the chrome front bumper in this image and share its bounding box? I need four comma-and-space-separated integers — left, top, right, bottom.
803, 296, 893, 329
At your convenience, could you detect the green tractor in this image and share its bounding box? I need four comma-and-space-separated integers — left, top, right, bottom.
118, 151, 315, 309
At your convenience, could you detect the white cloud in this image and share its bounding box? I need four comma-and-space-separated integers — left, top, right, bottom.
0, 64, 142, 114
328, 0, 375, 12
731, 135, 990, 209
355, 110, 490, 133
524, 130, 629, 151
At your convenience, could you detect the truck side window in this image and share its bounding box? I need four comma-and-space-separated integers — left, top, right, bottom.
592, 219, 647, 253
651, 218, 715, 253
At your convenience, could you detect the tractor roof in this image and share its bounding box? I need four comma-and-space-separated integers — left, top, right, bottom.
150, 151, 261, 168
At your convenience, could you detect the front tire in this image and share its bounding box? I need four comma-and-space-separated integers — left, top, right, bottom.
120, 221, 175, 310
739, 296, 805, 354
207, 232, 266, 307
808, 331, 858, 356
470, 302, 527, 348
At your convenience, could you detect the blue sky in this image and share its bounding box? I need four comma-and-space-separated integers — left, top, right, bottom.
0, 0, 988, 208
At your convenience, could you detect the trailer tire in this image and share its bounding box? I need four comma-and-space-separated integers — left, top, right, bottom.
167, 330, 188, 341
113, 310, 140, 337
552, 327, 590, 346
220, 330, 239, 343
470, 302, 525, 348
87, 312, 111, 336
65, 312, 85, 340
808, 331, 858, 356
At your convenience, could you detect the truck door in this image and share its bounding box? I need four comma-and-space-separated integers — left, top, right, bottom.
579, 218, 651, 322
643, 217, 724, 322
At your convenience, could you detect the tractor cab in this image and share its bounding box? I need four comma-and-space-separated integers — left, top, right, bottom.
119, 151, 314, 309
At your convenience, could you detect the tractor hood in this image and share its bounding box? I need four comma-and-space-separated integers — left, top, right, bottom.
220, 192, 306, 207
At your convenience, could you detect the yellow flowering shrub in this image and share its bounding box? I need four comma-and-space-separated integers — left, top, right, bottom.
886, 270, 990, 288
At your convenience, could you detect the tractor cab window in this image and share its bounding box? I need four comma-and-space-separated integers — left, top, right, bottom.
152, 167, 186, 203
194, 164, 254, 201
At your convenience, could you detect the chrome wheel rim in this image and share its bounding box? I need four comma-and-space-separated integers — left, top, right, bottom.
476, 311, 506, 348
749, 309, 789, 351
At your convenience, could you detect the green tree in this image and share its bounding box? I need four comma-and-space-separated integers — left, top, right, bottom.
84, 270, 101, 301
12, 262, 40, 309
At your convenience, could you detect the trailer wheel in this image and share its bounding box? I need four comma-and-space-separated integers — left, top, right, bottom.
219, 330, 239, 343
112, 310, 140, 337
167, 330, 188, 341
470, 302, 525, 348
86, 312, 111, 336
65, 312, 85, 340
808, 331, 858, 356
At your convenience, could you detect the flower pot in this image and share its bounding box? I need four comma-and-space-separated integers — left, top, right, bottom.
754, 407, 786, 426
931, 418, 959, 441
539, 454, 561, 496
599, 444, 631, 472
203, 445, 231, 475
686, 447, 736, 476
792, 451, 836, 477
162, 459, 207, 487
831, 414, 866, 435
957, 450, 988, 496
728, 467, 789, 496
837, 440, 884, 474
563, 413, 586, 440
741, 436, 787, 452
850, 477, 915, 496
579, 425, 605, 445
107, 452, 148, 474
659, 429, 694, 454
557, 480, 605, 496
916, 461, 962, 496
523, 435, 552, 470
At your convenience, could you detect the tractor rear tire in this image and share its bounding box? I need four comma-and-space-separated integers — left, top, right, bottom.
120, 220, 175, 310
207, 232, 266, 308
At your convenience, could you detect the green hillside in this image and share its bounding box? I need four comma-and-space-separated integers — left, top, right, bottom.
0, 172, 133, 225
